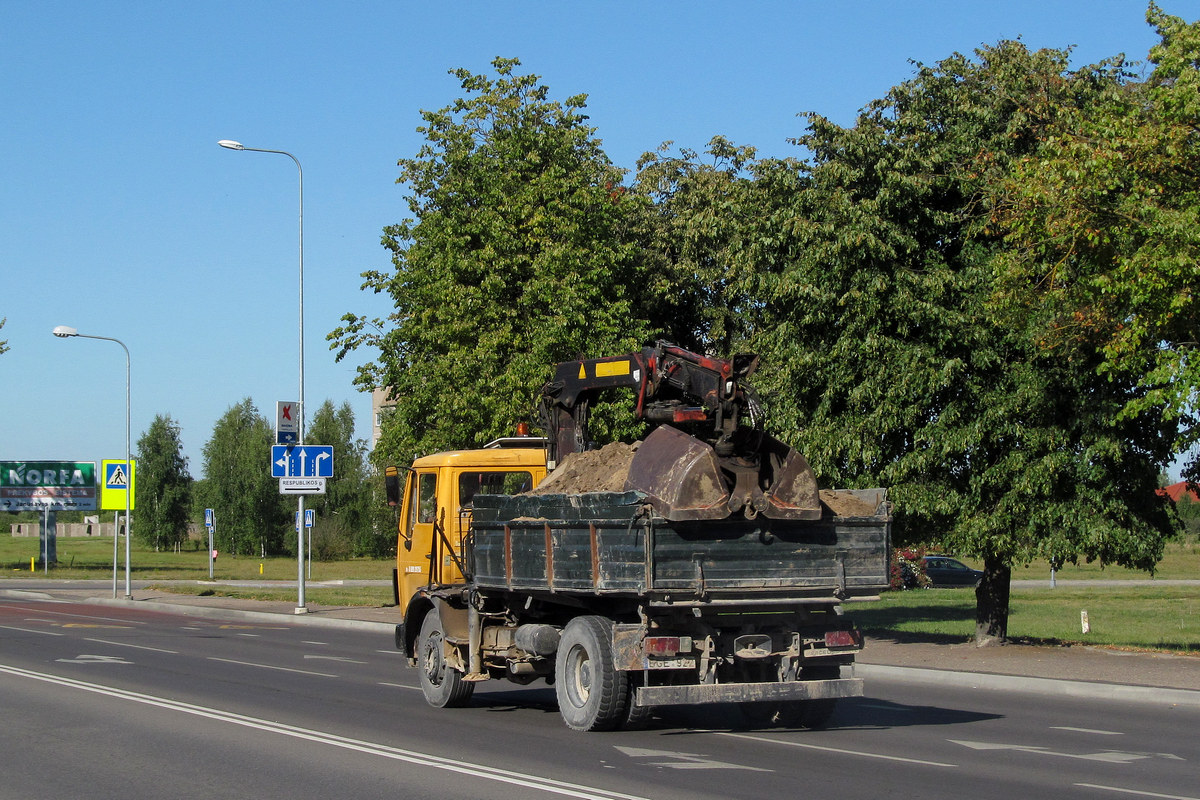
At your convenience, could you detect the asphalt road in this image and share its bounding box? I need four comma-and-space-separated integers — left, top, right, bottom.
2, 594, 1198, 800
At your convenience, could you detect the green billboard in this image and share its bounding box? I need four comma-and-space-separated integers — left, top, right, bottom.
0, 461, 97, 512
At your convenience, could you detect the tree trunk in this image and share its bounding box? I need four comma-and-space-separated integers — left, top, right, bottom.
974, 556, 1011, 646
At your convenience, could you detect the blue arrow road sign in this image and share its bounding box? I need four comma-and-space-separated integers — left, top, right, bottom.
271, 445, 334, 478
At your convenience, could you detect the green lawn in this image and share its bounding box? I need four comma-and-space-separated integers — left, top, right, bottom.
1, 535, 389, 582
852, 585, 1200, 653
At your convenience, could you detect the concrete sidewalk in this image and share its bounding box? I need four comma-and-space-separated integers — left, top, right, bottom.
5, 580, 1200, 707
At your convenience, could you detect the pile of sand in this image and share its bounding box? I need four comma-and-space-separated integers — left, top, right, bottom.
818, 490, 879, 517
529, 441, 640, 494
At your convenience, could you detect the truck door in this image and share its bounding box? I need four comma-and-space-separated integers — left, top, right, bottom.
397, 469, 438, 612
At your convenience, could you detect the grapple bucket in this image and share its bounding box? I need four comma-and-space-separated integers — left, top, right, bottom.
624, 426, 730, 520
624, 426, 822, 522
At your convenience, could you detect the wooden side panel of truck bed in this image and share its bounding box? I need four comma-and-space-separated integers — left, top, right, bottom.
467, 490, 890, 598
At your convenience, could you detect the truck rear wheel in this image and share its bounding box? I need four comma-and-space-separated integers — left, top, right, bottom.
417, 612, 474, 708
555, 616, 629, 731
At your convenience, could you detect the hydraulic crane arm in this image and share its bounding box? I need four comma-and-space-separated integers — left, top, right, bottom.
540, 341, 820, 522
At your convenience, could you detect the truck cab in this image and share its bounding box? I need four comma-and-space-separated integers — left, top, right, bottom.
386, 438, 547, 617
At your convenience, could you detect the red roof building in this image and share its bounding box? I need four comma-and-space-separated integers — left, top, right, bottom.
1159, 481, 1200, 503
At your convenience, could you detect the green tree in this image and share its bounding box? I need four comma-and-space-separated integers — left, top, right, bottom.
133, 414, 192, 551
0, 317, 9, 355
631, 136, 762, 355
983, 3, 1200, 482
744, 38, 1179, 643
330, 58, 668, 466
306, 400, 379, 558
198, 399, 288, 557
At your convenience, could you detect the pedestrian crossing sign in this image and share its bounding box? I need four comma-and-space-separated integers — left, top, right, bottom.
101, 459, 136, 511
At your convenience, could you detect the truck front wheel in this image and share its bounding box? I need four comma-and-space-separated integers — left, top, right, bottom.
555, 616, 629, 731
417, 612, 474, 708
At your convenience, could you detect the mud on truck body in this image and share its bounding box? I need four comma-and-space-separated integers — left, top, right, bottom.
388, 342, 891, 731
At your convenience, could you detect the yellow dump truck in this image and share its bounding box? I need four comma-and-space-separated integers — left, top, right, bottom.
387, 343, 891, 731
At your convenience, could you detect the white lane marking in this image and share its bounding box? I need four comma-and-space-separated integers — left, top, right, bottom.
1051, 726, 1123, 735
302, 641, 328, 645
1075, 783, 1200, 800
207, 657, 337, 678
379, 682, 421, 691
716, 731, 956, 768
304, 655, 367, 664
83, 638, 178, 654
15, 605, 148, 625
0, 624, 64, 636
0, 663, 653, 800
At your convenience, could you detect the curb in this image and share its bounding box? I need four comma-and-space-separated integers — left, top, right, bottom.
856, 663, 1200, 708
92, 596, 398, 635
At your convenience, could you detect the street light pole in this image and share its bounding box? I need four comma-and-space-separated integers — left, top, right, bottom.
52, 325, 132, 599
218, 139, 307, 613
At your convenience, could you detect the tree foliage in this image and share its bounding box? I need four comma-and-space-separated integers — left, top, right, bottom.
983, 3, 1200, 481
133, 414, 192, 551
0, 317, 9, 356
306, 400, 382, 558
732, 38, 1180, 641
331, 58, 678, 465
631, 136, 764, 355
198, 399, 288, 557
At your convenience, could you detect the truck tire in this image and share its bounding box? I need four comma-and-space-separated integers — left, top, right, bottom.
417, 612, 474, 708
796, 665, 841, 729
555, 616, 629, 731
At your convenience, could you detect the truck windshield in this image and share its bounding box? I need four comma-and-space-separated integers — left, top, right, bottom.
458, 471, 533, 508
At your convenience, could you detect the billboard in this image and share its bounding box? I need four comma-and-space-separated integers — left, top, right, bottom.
0, 461, 97, 512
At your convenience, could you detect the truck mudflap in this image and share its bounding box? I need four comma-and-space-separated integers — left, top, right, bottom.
633, 677, 863, 707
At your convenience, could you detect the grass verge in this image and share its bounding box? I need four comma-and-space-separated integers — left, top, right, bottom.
854, 585, 1200, 655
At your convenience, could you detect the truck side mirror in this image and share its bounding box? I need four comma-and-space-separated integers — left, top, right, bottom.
384, 466, 402, 507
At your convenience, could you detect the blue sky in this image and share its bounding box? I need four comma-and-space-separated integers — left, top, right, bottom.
2, 1, 1196, 480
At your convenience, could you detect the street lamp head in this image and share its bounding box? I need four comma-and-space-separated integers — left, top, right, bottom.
218, 139, 245, 151
52, 325, 78, 338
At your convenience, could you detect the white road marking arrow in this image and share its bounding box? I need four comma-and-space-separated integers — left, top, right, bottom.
56, 654, 133, 665
950, 740, 1153, 764
615, 746, 771, 772
275, 454, 290, 475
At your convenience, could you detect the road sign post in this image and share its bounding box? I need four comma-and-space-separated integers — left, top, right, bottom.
205, 508, 215, 579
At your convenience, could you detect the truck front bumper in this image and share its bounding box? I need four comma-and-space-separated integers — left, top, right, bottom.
633, 677, 863, 707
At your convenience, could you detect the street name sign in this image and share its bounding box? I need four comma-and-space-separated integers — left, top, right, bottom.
0, 461, 97, 512
270, 445, 333, 478
279, 477, 326, 495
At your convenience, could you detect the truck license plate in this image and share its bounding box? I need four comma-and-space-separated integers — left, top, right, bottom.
644, 657, 696, 670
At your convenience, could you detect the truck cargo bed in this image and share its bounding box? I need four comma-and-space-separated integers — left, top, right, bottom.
468, 489, 890, 600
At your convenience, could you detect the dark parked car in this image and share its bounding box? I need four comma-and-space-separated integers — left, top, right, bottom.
922, 556, 983, 587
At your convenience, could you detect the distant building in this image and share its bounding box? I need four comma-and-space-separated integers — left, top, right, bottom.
371, 388, 396, 450
1159, 481, 1200, 503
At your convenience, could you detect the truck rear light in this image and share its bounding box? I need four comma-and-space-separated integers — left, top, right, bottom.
645, 636, 690, 657
824, 630, 860, 648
